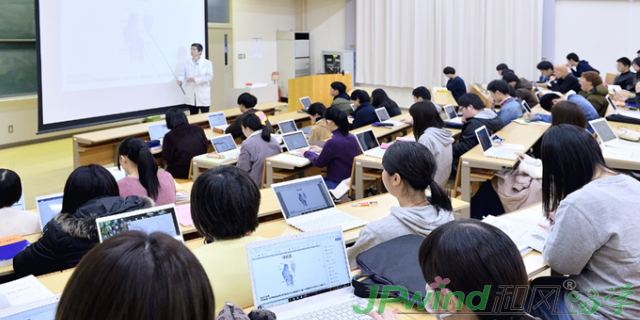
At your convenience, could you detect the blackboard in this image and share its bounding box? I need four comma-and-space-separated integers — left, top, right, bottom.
0, 0, 37, 97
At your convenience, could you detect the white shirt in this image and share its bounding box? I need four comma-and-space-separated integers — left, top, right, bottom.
177, 57, 213, 107
0, 207, 40, 238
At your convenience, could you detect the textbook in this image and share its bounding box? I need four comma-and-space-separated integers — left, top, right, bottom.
0, 275, 54, 308
482, 205, 549, 253
0, 235, 30, 268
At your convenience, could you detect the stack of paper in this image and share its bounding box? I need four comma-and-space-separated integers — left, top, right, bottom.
482, 205, 549, 254
0, 275, 54, 309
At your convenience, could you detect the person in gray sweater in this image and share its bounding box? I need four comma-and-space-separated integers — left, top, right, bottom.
236, 113, 281, 187
530, 125, 640, 320
409, 101, 454, 188
346, 142, 454, 267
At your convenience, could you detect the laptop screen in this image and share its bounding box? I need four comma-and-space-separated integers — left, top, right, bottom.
476, 127, 493, 152
211, 135, 237, 153
272, 177, 334, 218
282, 132, 309, 151
148, 123, 170, 141
279, 120, 298, 134
247, 229, 351, 309
375, 108, 390, 121
606, 95, 618, 111
96, 205, 182, 243
208, 112, 227, 127
299, 97, 312, 110
356, 130, 379, 152
591, 120, 617, 143
521, 101, 532, 113
36, 193, 64, 230
443, 104, 457, 120
0, 295, 60, 320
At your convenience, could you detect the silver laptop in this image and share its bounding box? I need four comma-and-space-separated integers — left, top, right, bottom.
208, 111, 229, 131
475, 126, 518, 160
355, 129, 386, 158
210, 134, 241, 160
0, 294, 61, 319
95, 204, 184, 243
35, 193, 64, 231
148, 123, 170, 145
299, 96, 312, 110
443, 104, 462, 123
606, 95, 640, 119
246, 227, 369, 320
271, 175, 367, 232
521, 101, 532, 114
279, 119, 311, 135
589, 118, 640, 150
282, 131, 313, 154
350, 103, 356, 112
374, 108, 404, 127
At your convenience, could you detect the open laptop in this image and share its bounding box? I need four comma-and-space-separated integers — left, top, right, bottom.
0, 294, 61, 319
299, 96, 312, 111
282, 131, 314, 154
443, 104, 462, 123
271, 176, 367, 232
210, 134, 241, 160
355, 129, 386, 158
10, 188, 24, 211
278, 119, 311, 135
350, 103, 356, 112
589, 118, 640, 150
95, 204, 183, 243
475, 126, 518, 160
207, 111, 229, 131
606, 94, 640, 119
148, 123, 170, 145
246, 227, 369, 320
374, 107, 404, 127
35, 193, 64, 231
521, 101, 532, 114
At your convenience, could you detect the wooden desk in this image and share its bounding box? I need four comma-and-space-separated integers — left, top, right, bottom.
458, 121, 550, 218
432, 88, 457, 106
72, 102, 285, 168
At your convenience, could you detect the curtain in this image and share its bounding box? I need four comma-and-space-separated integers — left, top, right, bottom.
356, 0, 544, 89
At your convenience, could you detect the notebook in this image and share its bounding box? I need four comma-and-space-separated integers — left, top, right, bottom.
246, 227, 368, 319
354, 129, 385, 158
374, 108, 404, 127
210, 134, 241, 160
35, 193, 64, 231
475, 126, 518, 160
95, 204, 184, 243
207, 111, 229, 132
271, 176, 366, 232
299, 96, 312, 111
281, 131, 312, 154
0, 235, 30, 268
443, 104, 462, 123
589, 118, 640, 151
148, 123, 170, 145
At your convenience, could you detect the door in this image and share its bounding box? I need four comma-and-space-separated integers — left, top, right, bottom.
207, 27, 233, 111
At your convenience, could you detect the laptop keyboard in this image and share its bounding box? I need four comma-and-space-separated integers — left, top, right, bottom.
287, 297, 372, 320
293, 213, 366, 232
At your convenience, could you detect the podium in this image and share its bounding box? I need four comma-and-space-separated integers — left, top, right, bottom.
288, 74, 353, 111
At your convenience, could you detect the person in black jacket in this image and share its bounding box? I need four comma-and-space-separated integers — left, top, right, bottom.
443, 66, 467, 103
161, 108, 209, 179
547, 64, 581, 94
614, 57, 635, 91
371, 88, 401, 117
349, 89, 378, 130
567, 52, 599, 77
225, 93, 274, 140
12, 165, 153, 277
452, 93, 504, 173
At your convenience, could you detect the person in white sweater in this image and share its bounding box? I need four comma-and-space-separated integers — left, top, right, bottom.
0, 169, 39, 238
346, 142, 454, 267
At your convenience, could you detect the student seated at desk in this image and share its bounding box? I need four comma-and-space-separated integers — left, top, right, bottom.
371, 88, 401, 117
578, 71, 609, 117
546, 64, 581, 94
537, 60, 554, 83
330, 81, 353, 115
349, 89, 378, 130
496, 63, 514, 76
530, 125, 640, 319
226, 92, 274, 140
346, 142, 453, 267
190, 166, 265, 313
412, 86, 431, 102
614, 57, 635, 91
306, 102, 333, 141
529, 92, 598, 132
502, 72, 539, 108
487, 80, 523, 126
162, 108, 209, 179
55, 231, 216, 320
13, 165, 153, 277
567, 52, 599, 77
117, 137, 176, 206
409, 101, 453, 188
0, 169, 39, 238
236, 113, 281, 187
297, 107, 360, 189
443, 66, 467, 103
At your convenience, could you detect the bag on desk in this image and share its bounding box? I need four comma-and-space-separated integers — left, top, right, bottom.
351, 234, 427, 309
606, 114, 640, 125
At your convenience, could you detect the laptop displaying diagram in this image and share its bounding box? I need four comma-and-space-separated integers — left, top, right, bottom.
35, 193, 64, 231
475, 126, 518, 160
282, 131, 312, 154
374, 108, 404, 127
208, 111, 229, 131
210, 134, 241, 160
354, 129, 385, 158
590, 118, 640, 151
246, 227, 368, 320
148, 123, 170, 145
299, 97, 312, 111
443, 104, 462, 123
271, 176, 366, 232
95, 204, 183, 243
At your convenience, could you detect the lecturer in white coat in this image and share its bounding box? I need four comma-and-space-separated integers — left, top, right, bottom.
177, 43, 213, 115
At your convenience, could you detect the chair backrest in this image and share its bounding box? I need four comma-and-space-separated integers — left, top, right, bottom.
605, 73, 617, 85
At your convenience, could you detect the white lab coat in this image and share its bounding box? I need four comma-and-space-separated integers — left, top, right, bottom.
177, 57, 213, 107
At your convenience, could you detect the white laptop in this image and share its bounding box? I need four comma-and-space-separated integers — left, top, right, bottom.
207, 111, 229, 131
589, 118, 640, 151
271, 176, 367, 232
10, 188, 25, 211
606, 95, 640, 119
443, 104, 462, 123
521, 101, 532, 114
299, 96, 312, 111
282, 131, 314, 154
35, 193, 64, 231
210, 134, 241, 160
475, 126, 518, 160
350, 103, 356, 112
95, 204, 184, 243
355, 129, 386, 158
0, 294, 61, 319
374, 107, 404, 127
148, 123, 170, 145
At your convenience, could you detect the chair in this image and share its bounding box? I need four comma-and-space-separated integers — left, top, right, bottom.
347, 158, 383, 199
605, 73, 617, 85
452, 159, 495, 199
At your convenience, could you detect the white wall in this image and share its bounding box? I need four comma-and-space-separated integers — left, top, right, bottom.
555, 0, 639, 76
232, 0, 297, 88
304, 0, 347, 74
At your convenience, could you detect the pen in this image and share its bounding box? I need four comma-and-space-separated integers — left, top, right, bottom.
351, 201, 378, 207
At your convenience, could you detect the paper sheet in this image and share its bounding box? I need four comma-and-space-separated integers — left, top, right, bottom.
252, 38, 262, 59
482, 210, 549, 253
175, 203, 193, 227
0, 275, 54, 308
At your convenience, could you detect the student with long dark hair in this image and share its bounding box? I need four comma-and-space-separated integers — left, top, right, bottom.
13, 164, 153, 277
161, 108, 209, 179
550, 101, 587, 128
236, 113, 281, 187
409, 101, 453, 188
56, 231, 216, 320
371, 88, 401, 117
531, 124, 640, 319
298, 107, 360, 189
347, 142, 453, 266
117, 137, 176, 205
0, 169, 39, 237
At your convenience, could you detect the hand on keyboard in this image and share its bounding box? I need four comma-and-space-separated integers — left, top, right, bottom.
366, 309, 402, 320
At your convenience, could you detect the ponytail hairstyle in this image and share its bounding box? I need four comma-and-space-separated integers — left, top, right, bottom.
241, 113, 271, 142
381, 142, 452, 212
323, 106, 349, 136
118, 137, 161, 200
